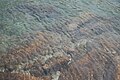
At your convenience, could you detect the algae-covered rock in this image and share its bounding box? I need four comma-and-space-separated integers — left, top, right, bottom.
0, 0, 120, 80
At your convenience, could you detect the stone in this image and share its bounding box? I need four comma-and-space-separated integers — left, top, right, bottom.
0, 0, 120, 80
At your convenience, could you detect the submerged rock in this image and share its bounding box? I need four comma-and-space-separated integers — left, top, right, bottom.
0, 0, 120, 80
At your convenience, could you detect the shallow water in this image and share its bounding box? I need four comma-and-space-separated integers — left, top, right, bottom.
0, 0, 120, 80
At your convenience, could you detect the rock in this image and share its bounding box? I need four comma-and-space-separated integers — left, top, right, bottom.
0, 0, 120, 80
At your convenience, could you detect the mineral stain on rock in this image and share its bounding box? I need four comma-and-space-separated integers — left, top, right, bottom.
0, 0, 120, 80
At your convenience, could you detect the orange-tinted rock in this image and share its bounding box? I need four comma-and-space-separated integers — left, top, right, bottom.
0, 0, 120, 80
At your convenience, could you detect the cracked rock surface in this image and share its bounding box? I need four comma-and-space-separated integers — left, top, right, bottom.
0, 0, 120, 80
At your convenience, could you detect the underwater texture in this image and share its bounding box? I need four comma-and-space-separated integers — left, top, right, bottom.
0, 0, 120, 80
